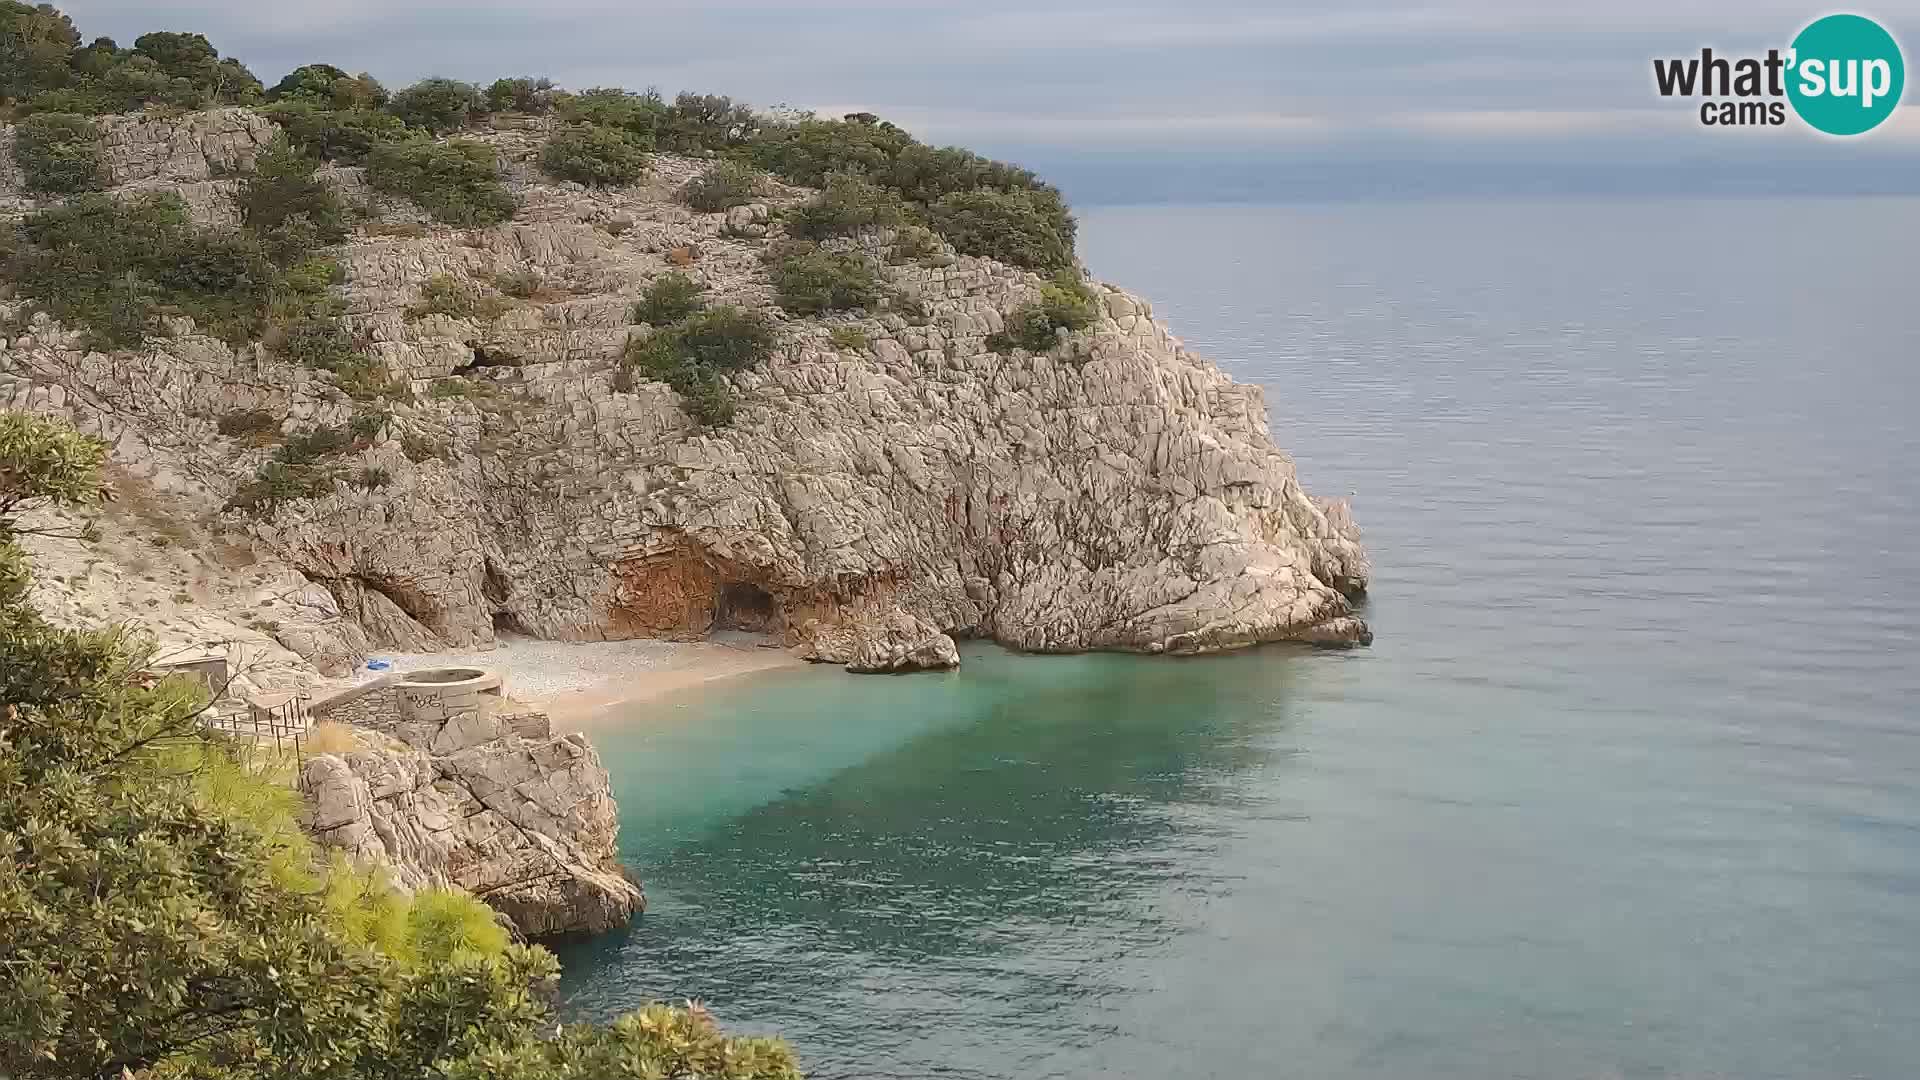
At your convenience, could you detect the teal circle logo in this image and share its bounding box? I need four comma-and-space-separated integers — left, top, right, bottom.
1786, 14, 1905, 135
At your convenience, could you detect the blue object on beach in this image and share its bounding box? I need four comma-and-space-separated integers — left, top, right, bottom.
365, 659, 391, 671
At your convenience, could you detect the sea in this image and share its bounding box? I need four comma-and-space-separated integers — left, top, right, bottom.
552, 197, 1920, 1080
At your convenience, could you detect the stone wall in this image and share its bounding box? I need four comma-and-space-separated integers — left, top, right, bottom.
309, 678, 401, 730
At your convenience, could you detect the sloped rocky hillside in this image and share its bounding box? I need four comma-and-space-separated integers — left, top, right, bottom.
0, 107, 1370, 683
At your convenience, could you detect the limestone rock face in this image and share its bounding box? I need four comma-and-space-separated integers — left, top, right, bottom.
100, 107, 279, 188
299, 710, 644, 939
1, 108, 1373, 679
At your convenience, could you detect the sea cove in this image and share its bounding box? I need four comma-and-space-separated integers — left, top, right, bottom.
557, 198, 1920, 1080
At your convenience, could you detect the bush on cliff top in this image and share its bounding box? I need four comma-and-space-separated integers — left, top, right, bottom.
927, 188, 1077, 272
267, 62, 388, 109
540, 122, 649, 187
261, 98, 408, 163
766, 240, 883, 315
680, 159, 763, 212
2, 15, 263, 114
487, 75, 557, 114
385, 76, 485, 134
10, 110, 102, 193
366, 137, 517, 227
785, 172, 908, 240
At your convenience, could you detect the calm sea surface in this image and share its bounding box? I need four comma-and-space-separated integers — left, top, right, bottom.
555, 199, 1920, 1079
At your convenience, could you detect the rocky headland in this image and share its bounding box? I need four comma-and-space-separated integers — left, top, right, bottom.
1, 107, 1370, 688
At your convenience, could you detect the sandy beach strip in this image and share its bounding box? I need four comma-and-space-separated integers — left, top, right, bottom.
340, 633, 804, 726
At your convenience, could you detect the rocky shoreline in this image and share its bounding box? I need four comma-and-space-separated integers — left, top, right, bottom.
298, 671, 644, 939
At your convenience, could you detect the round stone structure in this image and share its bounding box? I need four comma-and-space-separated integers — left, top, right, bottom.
393, 666, 504, 726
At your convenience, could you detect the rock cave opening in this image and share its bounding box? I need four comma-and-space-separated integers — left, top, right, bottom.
456, 342, 520, 374
713, 581, 778, 634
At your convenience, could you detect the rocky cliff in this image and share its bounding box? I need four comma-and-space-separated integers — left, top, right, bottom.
0, 108, 1370, 681
299, 702, 644, 939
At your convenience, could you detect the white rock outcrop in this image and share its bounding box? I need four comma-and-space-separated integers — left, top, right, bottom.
299, 709, 644, 938
0, 109, 1372, 679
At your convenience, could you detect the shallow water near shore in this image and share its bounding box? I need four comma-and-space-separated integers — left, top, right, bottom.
555, 197, 1920, 1079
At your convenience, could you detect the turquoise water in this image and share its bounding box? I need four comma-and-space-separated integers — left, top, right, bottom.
556, 199, 1920, 1079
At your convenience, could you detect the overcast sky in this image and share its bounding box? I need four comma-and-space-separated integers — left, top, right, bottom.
50, 1, 1920, 201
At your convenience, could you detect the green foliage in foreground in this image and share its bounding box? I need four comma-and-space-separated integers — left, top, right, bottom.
988, 271, 1102, 354
540, 122, 649, 187
0, 410, 805, 1079
11, 111, 102, 193
366, 137, 517, 227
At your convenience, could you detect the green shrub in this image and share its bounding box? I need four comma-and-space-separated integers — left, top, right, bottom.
766, 241, 881, 315
354, 466, 391, 490
239, 135, 349, 259
266, 63, 386, 109
367, 138, 517, 226
892, 223, 945, 262
621, 304, 773, 427
674, 366, 737, 425
987, 271, 1100, 353
785, 173, 907, 239
631, 272, 705, 326
679, 160, 762, 212
348, 409, 389, 439
12, 112, 102, 193
828, 325, 869, 351
744, 115, 1079, 267
672, 308, 773, 371
405, 273, 510, 321
486, 76, 556, 113
539, 123, 648, 187
928, 188, 1076, 271
4, 192, 309, 348
649, 305, 775, 372
661, 91, 759, 151
0, 1, 80, 102
130, 30, 264, 102
226, 421, 356, 510
556, 87, 666, 147
260, 100, 408, 163
428, 377, 473, 399
270, 315, 358, 370
386, 77, 485, 133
